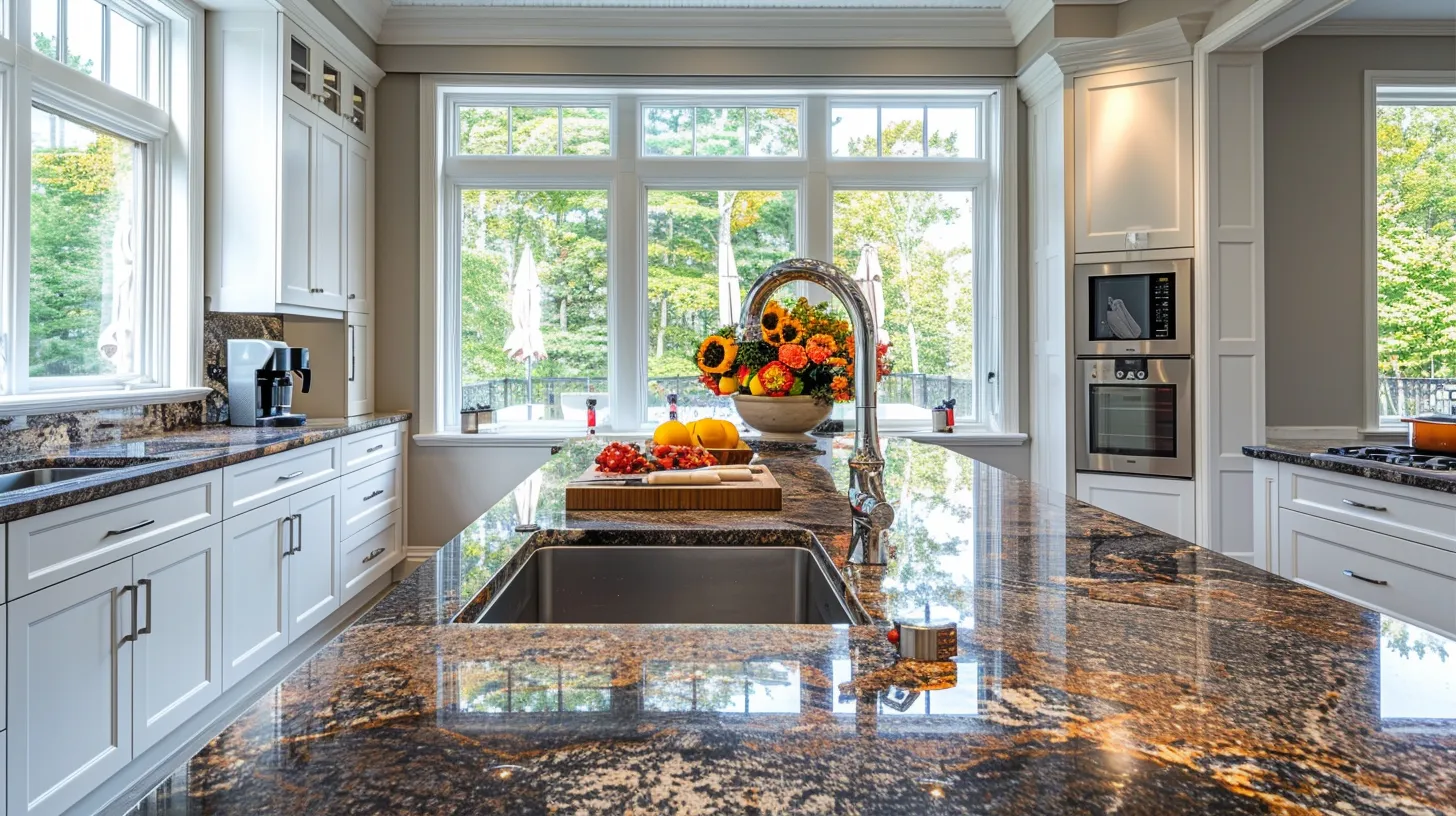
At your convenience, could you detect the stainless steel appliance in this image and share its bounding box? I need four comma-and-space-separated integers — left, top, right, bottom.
1075, 259, 1191, 357
1314, 445, 1456, 474
1076, 357, 1193, 479
227, 339, 312, 427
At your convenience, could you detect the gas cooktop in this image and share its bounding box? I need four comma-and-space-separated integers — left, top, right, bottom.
1312, 445, 1456, 472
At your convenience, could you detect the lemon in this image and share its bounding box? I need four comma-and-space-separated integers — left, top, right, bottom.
718, 375, 739, 396
748, 372, 767, 396
653, 420, 692, 447
718, 420, 740, 450
694, 420, 729, 449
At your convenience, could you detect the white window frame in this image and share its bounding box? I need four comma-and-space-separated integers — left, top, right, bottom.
0, 0, 206, 413
1364, 70, 1456, 432
419, 76, 1018, 438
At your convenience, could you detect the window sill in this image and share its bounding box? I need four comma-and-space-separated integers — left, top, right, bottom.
414, 428, 1029, 448
881, 430, 1028, 446
0, 386, 212, 417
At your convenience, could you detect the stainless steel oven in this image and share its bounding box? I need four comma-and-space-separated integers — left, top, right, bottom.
1075, 259, 1192, 357
1076, 357, 1193, 479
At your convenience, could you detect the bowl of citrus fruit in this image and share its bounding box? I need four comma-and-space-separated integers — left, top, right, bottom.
653, 418, 753, 465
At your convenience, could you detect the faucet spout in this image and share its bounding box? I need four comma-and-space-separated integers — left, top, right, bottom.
739, 258, 894, 565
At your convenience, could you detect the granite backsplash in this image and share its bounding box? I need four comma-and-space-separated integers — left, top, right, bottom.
0, 311, 284, 458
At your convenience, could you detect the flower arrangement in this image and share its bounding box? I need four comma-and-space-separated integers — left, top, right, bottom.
695, 297, 892, 405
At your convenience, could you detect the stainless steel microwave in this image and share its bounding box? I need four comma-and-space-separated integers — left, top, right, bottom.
1074, 259, 1192, 357
1076, 357, 1193, 479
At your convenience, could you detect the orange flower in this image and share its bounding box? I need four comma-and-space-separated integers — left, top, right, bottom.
757, 361, 796, 397
830, 375, 850, 393
825, 356, 848, 368
778, 343, 809, 371
805, 333, 838, 364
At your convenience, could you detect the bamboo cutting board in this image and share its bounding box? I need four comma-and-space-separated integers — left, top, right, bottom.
565, 467, 783, 511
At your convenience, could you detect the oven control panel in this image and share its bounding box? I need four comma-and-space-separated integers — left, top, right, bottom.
1105, 358, 1149, 381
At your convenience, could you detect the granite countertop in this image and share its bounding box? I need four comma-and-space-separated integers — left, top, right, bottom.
0, 412, 411, 523
133, 437, 1456, 815
1243, 437, 1456, 495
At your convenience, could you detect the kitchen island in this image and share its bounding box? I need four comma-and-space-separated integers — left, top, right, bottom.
130, 436, 1455, 815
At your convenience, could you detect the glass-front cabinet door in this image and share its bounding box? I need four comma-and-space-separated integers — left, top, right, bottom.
321, 59, 343, 118
350, 84, 368, 137
281, 17, 318, 109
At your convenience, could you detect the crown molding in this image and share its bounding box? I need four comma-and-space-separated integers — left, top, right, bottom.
1016, 52, 1064, 105
275, 0, 385, 82
1302, 19, 1456, 36
1048, 16, 1199, 75
1003, 0, 1052, 41
378, 6, 1016, 46
333, 0, 389, 39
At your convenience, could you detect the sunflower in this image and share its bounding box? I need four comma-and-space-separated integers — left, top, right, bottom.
779, 317, 806, 346
696, 335, 738, 375
763, 330, 784, 345
760, 301, 787, 337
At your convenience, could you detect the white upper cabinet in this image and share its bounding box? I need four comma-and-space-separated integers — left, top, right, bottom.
1072, 62, 1194, 254
207, 11, 376, 319
346, 137, 372, 313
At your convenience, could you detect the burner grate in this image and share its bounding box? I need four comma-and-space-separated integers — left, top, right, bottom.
1317, 445, 1456, 472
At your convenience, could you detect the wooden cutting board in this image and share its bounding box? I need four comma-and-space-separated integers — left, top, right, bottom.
565, 466, 783, 511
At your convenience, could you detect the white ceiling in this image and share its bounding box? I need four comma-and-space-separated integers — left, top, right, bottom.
385, 0, 1002, 4
1329, 0, 1456, 20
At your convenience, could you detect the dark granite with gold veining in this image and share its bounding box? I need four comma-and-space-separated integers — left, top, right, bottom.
1243, 437, 1456, 494
0, 412, 409, 523
129, 437, 1456, 816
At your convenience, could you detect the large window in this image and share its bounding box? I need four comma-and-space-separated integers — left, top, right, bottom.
0, 0, 202, 405
1371, 79, 1456, 424
432, 85, 1012, 434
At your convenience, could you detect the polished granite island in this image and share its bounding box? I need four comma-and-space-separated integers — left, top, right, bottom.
129, 436, 1456, 815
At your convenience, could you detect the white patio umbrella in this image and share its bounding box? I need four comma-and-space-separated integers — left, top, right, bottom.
97, 191, 136, 374
717, 238, 741, 328
503, 245, 548, 416
853, 244, 890, 345
513, 469, 544, 529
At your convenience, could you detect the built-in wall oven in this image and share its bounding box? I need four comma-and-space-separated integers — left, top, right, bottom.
1074, 259, 1194, 479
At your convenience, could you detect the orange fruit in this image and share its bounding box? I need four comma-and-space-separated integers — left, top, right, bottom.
693, 420, 729, 449
653, 420, 692, 447
718, 420, 740, 450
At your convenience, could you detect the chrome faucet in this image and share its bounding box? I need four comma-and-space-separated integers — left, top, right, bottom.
740, 258, 895, 565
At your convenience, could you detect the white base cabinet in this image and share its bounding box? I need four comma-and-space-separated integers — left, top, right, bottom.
1076, 472, 1195, 540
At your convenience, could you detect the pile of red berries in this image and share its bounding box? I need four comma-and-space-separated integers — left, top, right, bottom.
651, 445, 718, 470
594, 442, 657, 474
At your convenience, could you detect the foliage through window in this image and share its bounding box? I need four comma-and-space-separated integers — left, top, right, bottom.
32, 0, 149, 100
1374, 88, 1456, 421
439, 87, 1006, 432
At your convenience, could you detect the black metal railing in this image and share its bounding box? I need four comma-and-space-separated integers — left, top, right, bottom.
461, 372, 976, 418
1380, 376, 1456, 418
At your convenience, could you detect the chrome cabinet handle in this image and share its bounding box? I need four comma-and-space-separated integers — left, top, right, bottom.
291, 513, 304, 553
278, 470, 306, 481
281, 515, 296, 557
138, 578, 153, 635
349, 325, 357, 383
361, 547, 386, 564
366, 444, 385, 454
1342, 499, 1387, 512
105, 519, 155, 538
119, 584, 139, 644
1343, 569, 1389, 586
364, 489, 384, 501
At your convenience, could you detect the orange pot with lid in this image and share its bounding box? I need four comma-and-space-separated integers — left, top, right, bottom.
1402, 415, 1456, 453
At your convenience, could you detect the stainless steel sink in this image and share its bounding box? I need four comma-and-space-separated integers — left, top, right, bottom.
0, 467, 124, 494
466, 546, 856, 625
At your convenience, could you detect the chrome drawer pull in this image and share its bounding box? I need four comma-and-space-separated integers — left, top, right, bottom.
366, 444, 385, 454
1341, 499, 1387, 512
278, 470, 306, 481
104, 519, 155, 538
1343, 569, 1389, 586
362, 547, 386, 564
119, 584, 139, 644
364, 489, 385, 501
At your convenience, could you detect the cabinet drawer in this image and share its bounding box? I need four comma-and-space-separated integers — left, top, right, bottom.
340, 455, 401, 540
341, 423, 402, 474
1280, 465, 1456, 553
222, 441, 340, 518
8, 471, 222, 600
340, 510, 400, 604
1279, 509, 1456, 638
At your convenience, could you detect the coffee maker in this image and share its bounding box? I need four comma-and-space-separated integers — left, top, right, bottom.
227, 339, 312, 427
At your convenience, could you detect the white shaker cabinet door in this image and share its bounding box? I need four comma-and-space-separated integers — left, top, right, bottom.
131, 525, 224, 754
279, 98, 316, 309
287, 481, 341, 641
8, 560, 134, 816
221, 501, 289, 689
344, 136, 371, 313
346, 311, 373, 416
310, 120, 350, 312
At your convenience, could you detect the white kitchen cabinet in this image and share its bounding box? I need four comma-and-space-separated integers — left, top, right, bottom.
207, 11, 376, 319
1076, 472, 1195, 540
345, 136, 372, 313
347, 312, 373, 416
1072, 62, 1194, 254
8, 561, 133, 816
287, 482, 341, 640
131, 526, 223, 754
340, 511, 402, 604
220, 502, 289, 688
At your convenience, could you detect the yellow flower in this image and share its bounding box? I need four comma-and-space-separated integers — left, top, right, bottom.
779, 317, 806, 346
696, 335, 738, 375
760, 301, 787, 337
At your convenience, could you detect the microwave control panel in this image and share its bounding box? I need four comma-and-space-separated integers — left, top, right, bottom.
1150, 275, 1173, 339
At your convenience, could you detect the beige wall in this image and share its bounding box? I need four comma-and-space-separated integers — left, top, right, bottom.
1264, 36, 1456, 429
